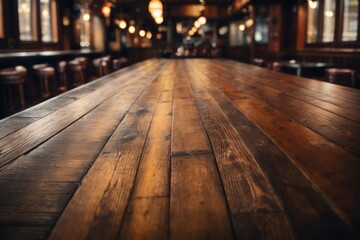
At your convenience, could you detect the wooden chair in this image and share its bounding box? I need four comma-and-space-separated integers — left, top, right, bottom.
325, 68, 356, 87
0, 66, 27, 115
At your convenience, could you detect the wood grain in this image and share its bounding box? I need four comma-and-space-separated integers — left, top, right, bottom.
49, 64, 166, 240
0, 60, 164, 169
170, 155, 234, 240
171, 67, 211, 156
0, 59, 359, 239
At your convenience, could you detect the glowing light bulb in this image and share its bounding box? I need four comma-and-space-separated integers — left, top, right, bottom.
102, 3, 111, 17
198, 16, 206, 25
139, 30, 146, 37
308, 0, 318, 9
83, 13, 90, 21
239, 24, 245, 31
146, 31, 152, 39
119, 20, 127, 29
155, 17, 163, 24
128, 26, 136, 34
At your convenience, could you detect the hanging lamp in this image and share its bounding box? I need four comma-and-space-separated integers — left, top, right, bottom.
101, 0, 111, 17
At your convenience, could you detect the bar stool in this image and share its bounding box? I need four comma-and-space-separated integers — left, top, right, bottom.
74, 57, 88, 82
112, 59, 121, 71
267, 61, 282, 72
33, 64, 57, 99
57, 61, 68, 93
112, 57, 128, 71
102, 55, 112, 72
325, 68, 356, 87
253, 58, 266, 67
92, 58, 104, 78
68, 60, 85, 87
0, 66, 27, 114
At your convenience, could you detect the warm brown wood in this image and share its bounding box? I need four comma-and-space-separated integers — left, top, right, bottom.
49, 64, 166, 240
0, 60, 163, 169
171, 64, 212, 156
186, 61, 355, 238
170, 155, 234, 239
190, 59, 360, 227
0, 59, 359, 239
185, 69, 296, 239
120, 66, 174, 240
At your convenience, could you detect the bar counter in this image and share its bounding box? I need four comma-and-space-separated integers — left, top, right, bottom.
0, 59, 359, 239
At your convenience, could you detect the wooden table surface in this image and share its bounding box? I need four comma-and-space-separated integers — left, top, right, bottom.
0, 59, 359, 239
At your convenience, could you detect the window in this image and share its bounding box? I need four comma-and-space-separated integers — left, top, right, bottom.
0, 0, 4, 38
322, 0, 336, 42
40, 0, 58, 42
342, 0, 358, 41
306, 0, 360, 44
18, 0, 37, 41
255, 6, 269, 44
17, 0, 58, 42
306, 3, 319, 43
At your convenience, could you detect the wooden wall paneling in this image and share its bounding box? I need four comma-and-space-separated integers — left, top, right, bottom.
268, 4, 282, 53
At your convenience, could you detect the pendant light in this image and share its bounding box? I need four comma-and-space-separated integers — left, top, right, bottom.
101, 0, 111, 17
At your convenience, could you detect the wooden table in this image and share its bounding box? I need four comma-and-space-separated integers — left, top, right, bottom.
0, 59, 359, 239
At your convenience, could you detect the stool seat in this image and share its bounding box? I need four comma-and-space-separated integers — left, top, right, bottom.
0, 66, 27, 115
36, 67, 55, 76
325, 68, 355, 87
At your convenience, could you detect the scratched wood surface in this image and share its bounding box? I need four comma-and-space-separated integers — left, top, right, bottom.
0, 59, 359, 240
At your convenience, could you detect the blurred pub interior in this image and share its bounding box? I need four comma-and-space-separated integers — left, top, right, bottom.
0, 0, 359, 117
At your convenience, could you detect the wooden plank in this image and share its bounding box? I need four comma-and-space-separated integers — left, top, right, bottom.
119, 72, 174, 239
170, 155, 234, 240
48, 66, 165, 240
120, 197, 169, 240
15, 96, 77, 118
193, 98, 283, 214
171, 81, 211, 156
0, 117, 40, 140
132, 118, 172, 197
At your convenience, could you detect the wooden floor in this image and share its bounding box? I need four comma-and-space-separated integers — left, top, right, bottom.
0, 59, 359, 239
